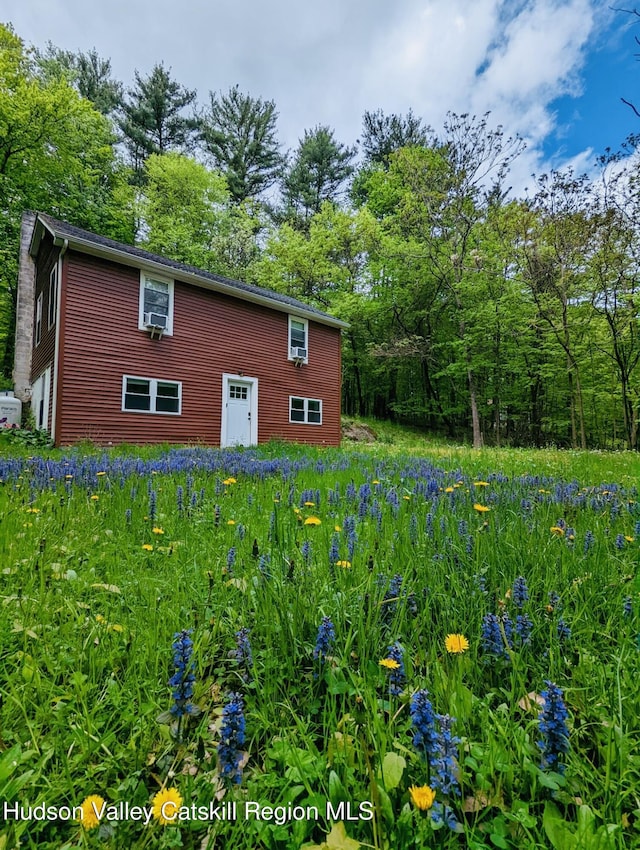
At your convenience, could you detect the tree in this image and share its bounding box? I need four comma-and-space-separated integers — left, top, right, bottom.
360, 108, 430, 166
200, 85, 283, 203
0, 23, 134, 379
118, 63, 198, 179
35, 42, 123, 115
280, 126, 356, 228
137, 152, 263, 279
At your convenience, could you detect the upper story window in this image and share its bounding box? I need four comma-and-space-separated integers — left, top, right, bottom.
48, 266, 57, 329
288, 316, 308, 362
35, 293, 43, 347
139, 273, 174, 335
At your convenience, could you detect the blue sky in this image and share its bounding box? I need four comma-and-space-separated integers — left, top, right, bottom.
3, 1, 639, 192
542, 9, 639, 163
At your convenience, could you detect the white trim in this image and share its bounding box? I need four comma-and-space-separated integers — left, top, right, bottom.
121, 374, 182, 415
32, 366, 51, 430
288, 316, 308, 363
221, 373, 258, 447
50, 250, 65, 443
48, 266, 57, 329
138, 272, 174, 336
289, 395, 322, 425
35, 293, 43, 347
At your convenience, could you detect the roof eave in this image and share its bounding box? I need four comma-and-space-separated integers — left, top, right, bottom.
34, 216, 349, 330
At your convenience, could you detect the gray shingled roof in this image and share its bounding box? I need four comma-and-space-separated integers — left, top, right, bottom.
36, 213, 348, 329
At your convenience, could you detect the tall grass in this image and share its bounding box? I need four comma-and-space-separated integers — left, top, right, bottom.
0, 438, 638, 849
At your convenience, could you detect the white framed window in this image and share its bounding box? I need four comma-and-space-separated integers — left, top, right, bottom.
122, 375, 181, 414
138, 273, 174, 335
288, 316, 308, 362
289, 396, 322, 425
35, 293, 43, 346
48, 267, 57, 329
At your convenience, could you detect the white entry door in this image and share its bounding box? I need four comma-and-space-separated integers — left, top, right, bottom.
221, 375, 258, 447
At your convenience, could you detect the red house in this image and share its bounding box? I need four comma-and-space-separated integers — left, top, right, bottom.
13, 212, 347, 447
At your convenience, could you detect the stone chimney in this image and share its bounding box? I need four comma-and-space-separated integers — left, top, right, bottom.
13, 210, 37, 402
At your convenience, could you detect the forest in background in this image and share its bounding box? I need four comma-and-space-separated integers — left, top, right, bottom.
1, 21, 639, 450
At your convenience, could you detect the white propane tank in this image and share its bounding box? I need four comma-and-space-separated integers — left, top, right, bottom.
0, 391, 22, 428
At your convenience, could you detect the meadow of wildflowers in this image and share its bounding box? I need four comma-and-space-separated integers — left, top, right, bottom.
0, 441, 638, 849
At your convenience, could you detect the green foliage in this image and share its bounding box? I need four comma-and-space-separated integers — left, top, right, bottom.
201, 85, 284, 203
117, 62, 198, 179
281, 126, 356, 228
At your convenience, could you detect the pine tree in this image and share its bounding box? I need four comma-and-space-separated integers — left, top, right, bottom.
361, 108, 429, 166
200, 85, 283, 203
118, 63, 198, 180
280, 125, 356, 228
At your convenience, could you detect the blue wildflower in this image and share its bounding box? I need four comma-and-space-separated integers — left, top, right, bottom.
328, 534, 340, 566
431, 714, 461, 797
624, 597, 633, 617
513, 576, 529, 608
301, 539, 311, 564
583, 530, 594, 553
615, 533, 625, 550
226, 546, 236, 570
384, 641, 405, 696
218, 692, 246, 785
176, 485, 184, 513
481, 613, 504, 657
515, 613, 533, 645
168, 629, 196, 718
149, 489, 157, 522
410, 689, 439, 761
313, 616, 335, 665
537, 680, 569, 773
557, 619, 571, 642
232, 628, 253, 683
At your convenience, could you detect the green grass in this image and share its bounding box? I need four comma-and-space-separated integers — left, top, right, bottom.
0, 427, 638, 849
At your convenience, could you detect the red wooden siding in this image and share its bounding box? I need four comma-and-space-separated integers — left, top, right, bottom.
56, 251, 342, 446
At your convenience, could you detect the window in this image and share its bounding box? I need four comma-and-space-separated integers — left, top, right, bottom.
139, 273, 174, 334
122, 376, 181, 414
290, 396, 322, 425
288, 316, 308, 362
35, 293, 43, 346
48, 266, 57, 329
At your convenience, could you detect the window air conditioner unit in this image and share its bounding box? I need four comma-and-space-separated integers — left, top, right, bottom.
144, 312, 168, 329
290, 347, 307, 361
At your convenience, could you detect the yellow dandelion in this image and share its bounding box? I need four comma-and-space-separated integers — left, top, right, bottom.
304, 500, 315, 506
473, 503, 490, 513
227, 519, 236, 525
78, 794, 106, 829
26, 507, 40, 513
409, 785, 436, 811
336, 560, 351, 568
152, 787, 183, 825
96, 471, 106, 477
445, 633, 469, 654
444, 487, 454, 494
222, 477, 237, 485
304, 516, 321, 526
334, 525, 342, 532
142, 543, 153, 551
372, 479, 380, 485
95, 614, 107, 625
152, 527, 165, 535
65, 474, 73, 479
379, 657, 400, 670
625, 536, 635, 543
474, 481, 489, 487
90, 495, 99, 501
550, 526, 565, 536
403, 495, 411, 501
108, 623, 124, 633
